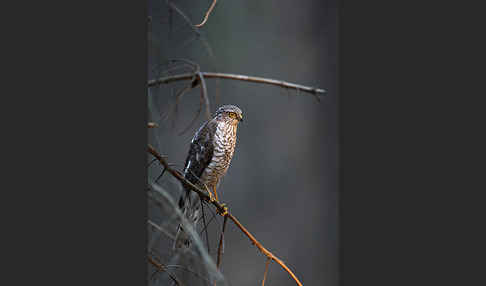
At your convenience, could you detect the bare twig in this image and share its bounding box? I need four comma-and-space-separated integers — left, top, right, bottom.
148, 145, 304, 286
262, 258, 271, 286
149, 72, 326, 96
227, 214, 303, 286
148, 256, 181, 286
166, 0, 199, 34
164, 264, 213, 285
148, 219, 175, 241
168, 58, 200, 72
163, 79, 196, 126
216, 215, 228, 268
199, 205, 218, 235
195, 0, 218, 28
177, 88, 204, 135
197, 72, 212, 120
148, 158, 158, 167
155, 168, 167, 183
200, 199, 211, 253
164, 0, 216, 61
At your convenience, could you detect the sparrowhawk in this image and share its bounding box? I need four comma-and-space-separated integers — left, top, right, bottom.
174, 105, 243, 249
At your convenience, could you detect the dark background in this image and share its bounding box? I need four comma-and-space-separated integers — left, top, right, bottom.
5, 1, 486, 286
148, 1, 337, 285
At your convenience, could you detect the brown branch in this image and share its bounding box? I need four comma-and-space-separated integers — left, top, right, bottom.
148, 255, 181, 286
148, 72, 326, 96
262, 258, 271, 286
148, 145, 304, 286
227, 214, 303, 286
216, 215, 228, 268
195, 0, 218, 28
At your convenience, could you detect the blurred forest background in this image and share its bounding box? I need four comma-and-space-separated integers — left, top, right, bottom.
148, 0, 337, 285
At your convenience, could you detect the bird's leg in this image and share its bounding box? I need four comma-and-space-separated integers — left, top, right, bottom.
207, 188, 216, 203
202, 184, 216, 202
213, 185, 219, 202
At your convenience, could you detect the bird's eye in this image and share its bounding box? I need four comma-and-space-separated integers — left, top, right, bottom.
229, 112, 237, 119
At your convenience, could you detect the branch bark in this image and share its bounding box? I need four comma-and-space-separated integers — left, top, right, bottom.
216, 215, 228, 268
195, 0, 218, 28
148, 255, 181, 286
148, 72, 326, 96
148, 144, 304, 286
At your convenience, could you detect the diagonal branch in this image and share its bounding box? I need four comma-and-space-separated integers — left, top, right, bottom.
148, 145, 304, 286
148, 255, 181, 286
148, 72, 326, 96
195, 0, 218, 28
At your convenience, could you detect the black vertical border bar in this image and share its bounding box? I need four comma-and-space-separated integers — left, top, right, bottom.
341, 1, 486, 286
8, 0, 149, 285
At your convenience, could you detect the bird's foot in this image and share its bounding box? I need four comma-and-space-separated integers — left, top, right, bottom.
218, 203, 228, 216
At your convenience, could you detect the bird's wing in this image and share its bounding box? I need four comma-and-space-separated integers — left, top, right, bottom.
180, 119, 217, 203
178, 119, 216, 210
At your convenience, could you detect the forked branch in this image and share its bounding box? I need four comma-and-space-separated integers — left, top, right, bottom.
148, 145, 304, 286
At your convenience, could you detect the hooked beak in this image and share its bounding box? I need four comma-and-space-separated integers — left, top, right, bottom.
239, 115, 244, 122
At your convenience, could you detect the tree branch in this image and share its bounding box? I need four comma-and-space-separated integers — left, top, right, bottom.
148, 72, 326, 96
148, 255, 181, 286
148, 145, 304, 286
195, 0, 218, 28
216, 215, 228, 268
262, 258, 271, 286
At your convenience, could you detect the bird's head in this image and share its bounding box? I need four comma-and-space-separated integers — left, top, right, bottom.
215, 105, 243, 124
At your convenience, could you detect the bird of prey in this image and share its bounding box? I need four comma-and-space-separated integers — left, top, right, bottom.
174, 105, 244, 249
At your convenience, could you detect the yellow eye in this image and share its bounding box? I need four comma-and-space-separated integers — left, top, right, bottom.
229, 112, 237, 119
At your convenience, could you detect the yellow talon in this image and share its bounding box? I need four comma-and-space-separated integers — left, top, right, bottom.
218, 203, 228, 216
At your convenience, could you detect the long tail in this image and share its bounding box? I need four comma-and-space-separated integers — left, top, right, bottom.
173, 187, 197, 249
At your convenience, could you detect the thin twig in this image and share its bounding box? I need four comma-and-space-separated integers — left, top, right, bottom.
163, 80, 196, 126
195, 0, 218, 28
200, 199, 211, 253
149, 72, 326, 96
148, 145, 304, 286
155, 168, 167, 183
165, 0, 216, 60
199, 208, 217, 235
148, 256, 181, 286
148, 158, 158, 167
262, 258, 271, 286
148, 219, 175, 241
168, 58, 200, 72
227, 214, 303, 286
216, 215, 228, 268
178, 82, 204, 135
164, 264, 213, 285
197, 72, 212, 120
166, 0, 199, 34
